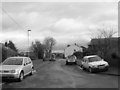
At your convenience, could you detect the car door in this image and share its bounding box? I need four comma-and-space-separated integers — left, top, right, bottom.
27, 58, 32, 73
23, 58, 30, 75
23, 58, 28, 75
83, 58, 89, 69
82, 58, 86, 68
85, 59, 89, 69
26, 58, 32, 74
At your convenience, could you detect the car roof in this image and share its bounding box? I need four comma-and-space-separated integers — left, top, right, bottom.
83, 55, 99, 59
8, 56, 29, 59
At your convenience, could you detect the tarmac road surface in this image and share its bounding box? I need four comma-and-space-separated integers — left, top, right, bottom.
2, 59, 118, 88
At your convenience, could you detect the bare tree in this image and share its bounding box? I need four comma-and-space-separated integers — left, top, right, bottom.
89, 24, 117, 58
91, 25, 117, 39
43, 37, 56, 58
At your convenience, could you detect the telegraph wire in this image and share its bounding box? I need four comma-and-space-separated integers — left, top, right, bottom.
1, 7, 25, 30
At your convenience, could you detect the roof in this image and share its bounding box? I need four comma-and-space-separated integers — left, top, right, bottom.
90, 37, 119, 45
83, 55, 99, 58
65, 45, 82, 57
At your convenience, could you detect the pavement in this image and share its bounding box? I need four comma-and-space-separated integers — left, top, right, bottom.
99, 67, 119, 76
1, 59, 119, 88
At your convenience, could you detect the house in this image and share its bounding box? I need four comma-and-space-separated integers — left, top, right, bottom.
64, 44, 82, 58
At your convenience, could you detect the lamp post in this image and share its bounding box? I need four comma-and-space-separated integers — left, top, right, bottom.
28, 30, 31, 57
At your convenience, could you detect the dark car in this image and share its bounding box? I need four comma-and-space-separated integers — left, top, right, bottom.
49, 54, 56, 61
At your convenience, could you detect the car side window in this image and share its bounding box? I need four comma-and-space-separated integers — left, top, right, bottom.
27, 58, 32, 64
26, 58, 29, 65
24, 58, 28, 65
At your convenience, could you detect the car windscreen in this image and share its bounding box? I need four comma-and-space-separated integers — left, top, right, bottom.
2, 58, 23, 65
88, 56, 101, 62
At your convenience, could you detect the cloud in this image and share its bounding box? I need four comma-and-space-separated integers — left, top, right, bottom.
52, 18, 85, 33
1, 2, 118, 51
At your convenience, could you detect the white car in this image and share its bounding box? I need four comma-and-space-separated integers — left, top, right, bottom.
0, 57, 34, 81
81, 55, 109, 73
66, 55, 77, 65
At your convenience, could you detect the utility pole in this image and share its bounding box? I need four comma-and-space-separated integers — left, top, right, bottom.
28, 30, 31, 57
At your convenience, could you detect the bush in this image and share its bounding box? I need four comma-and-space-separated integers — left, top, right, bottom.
1, 44, 18, 62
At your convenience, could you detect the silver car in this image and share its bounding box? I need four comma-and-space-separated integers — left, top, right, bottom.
0, 57, 34, 81
66, 55, 77, 65
81, 55, 109, 73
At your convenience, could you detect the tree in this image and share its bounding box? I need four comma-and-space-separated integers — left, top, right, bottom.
90, 24, 117, 39
1, 43, 18, 61
43, 37, 56, 58
7, 40, 17, 52
5, 42, 8, 47
31, 40, 45, 59
89, 24, 117, 60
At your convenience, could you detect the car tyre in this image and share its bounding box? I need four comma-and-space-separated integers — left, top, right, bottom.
89, 67, 93, 73
30, 67, 34, 75
74, 61, 76, 65
18, 71, 24, 81
81, 65, 85, 70
104, 67, 109, 71
66, 61, 68, 65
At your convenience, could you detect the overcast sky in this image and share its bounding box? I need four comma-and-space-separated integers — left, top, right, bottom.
0, 1, 118, 52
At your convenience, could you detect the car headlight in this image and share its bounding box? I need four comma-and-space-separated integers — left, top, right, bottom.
10, 70, 16, 73
104, 62, 108, 66
105, 63, 109, 66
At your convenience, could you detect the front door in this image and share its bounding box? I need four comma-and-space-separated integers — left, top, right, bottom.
23, 58, 29, 75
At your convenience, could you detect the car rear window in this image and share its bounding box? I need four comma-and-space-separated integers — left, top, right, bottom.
2, 58, 23, 65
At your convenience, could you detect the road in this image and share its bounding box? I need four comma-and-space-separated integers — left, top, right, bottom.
1, 59, 118, 88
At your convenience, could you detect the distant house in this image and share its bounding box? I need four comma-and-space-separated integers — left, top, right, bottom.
88, 37, 119, 53
89, 37, 119, 46
52, 50, 65, 59
64, 44, 82, 58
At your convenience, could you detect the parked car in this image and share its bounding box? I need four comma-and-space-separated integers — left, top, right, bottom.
66, 55, 77, 65
0, 57, 34, 81
49, 54, 56, 61
81, 55, 109, 73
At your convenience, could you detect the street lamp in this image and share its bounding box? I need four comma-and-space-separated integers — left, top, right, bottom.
28, 30, 31, 57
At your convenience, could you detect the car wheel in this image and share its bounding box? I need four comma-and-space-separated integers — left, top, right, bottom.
30, 67, 34, 75
81, 65, 85, 70
18, 71, 24, 81
66, 61, 68, 65
74, 61, 76, 65
104, 67, 109, 71
89, 67, 93, 73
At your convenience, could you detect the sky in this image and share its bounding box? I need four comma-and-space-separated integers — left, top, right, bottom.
0, 1, 118, 52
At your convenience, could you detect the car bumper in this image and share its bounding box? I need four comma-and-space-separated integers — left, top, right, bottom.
49, 59, 56, 61
66, 60, 76, 64
66, 60, 76, 62
0, 73, 19, 79
92, 66, 109, 71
